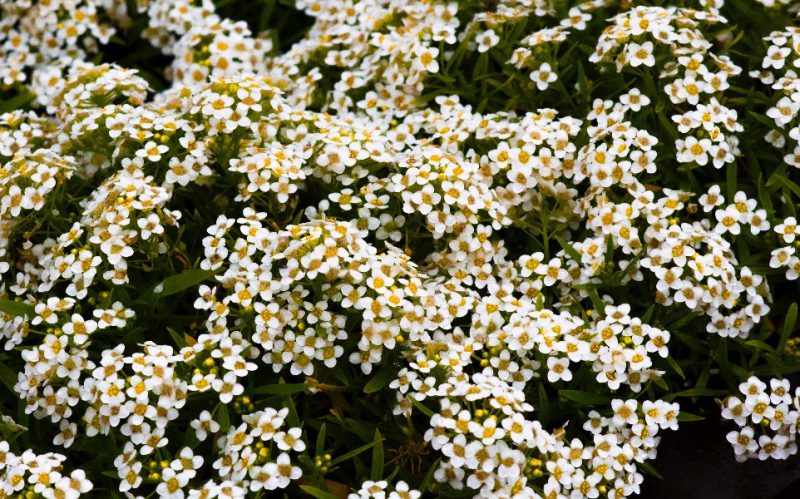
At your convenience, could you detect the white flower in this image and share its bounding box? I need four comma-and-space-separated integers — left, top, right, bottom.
546, 357, 572, 382
530, 63, 558, 91
611, 399, 638, 426
136, 141, 169, 162
156, 468, 191, 499
476, 30, 499, 53
628, 41, 655, 67
275, 427, 306, 452
775, 217, 798, 243
715, 205, 742, 235
414, 46, 439, 73
678, 136, 712, 165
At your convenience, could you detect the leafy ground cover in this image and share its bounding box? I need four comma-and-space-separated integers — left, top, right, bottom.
2, 0, 800, 497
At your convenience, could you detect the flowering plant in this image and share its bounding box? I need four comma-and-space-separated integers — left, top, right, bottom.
2, 0, 800, 498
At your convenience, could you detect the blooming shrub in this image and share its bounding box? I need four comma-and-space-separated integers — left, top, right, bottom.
2, 0, 800, 497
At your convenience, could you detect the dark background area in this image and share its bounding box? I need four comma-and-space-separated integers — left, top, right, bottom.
640, 418, 800, 499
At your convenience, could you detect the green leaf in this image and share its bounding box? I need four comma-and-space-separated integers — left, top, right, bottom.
216, 403, 230, 432
672, 330, 708, 353
101, 470, 122, 480
639, 461, 664, 480
778, 303, 798, 352
554, 235, 582, 263
253, 382, 311, 395
0, 299, 35, 318
743, 339, 775, 353
668, 311, 703, 329
370, 429, 384, 481
167, 327, 187, 348
0, 362, 17, 392
559, 390, 610, 405
152, 268, 217, 298
364, 363, 396, 394
656, 111, 678, 141
316, 423, 327, 458
0, 91, 35, 114
665, 388, 728, 401
410, 397, 434, 418
748, 110, 780, 129
726, 158, 737, 201
283, 390, 302, 428
299, 485, 339, 499
664, 356, 685, 380
642, 304, 654, 323
184, 422, 200, 449
770, 173, 800, 200
420, 458, 441, 493
576, 60, 588, 97
217, 404, 231, 433
330, 437, 384, 467
538, 383, 550, 425
757, 173, 774, 217
752, 360, 800, 376
586, 289, 605, 316
677, 411, 705, 422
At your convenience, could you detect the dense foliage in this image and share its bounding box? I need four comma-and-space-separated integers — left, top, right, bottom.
2, 0, 800, 498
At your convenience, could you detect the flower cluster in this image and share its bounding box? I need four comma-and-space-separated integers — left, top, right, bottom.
721, 376, 800, 461
2, 0, 800, 497
0, 0, 116, 90
590, 6, 743, 170
0, 441, 92, 498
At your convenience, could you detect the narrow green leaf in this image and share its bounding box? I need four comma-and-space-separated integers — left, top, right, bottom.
253, 383, 311, 395
604, 235, 614, 265
283, 390, 301, 428
668, 311, 702, 329
752, 360, 800, 376
639, 461, 664, 480
664, 356, 685, 380
772, 173, 800, 200
299, 485, 338, 499
665, 388, 727, 401
554, 235, 582, 263
586, 289, 605, 316
757, 173, 774, 218
673, 330, 708, 353
330, 438, 383, 467
167, 327, 187, 348
216, 403, 230, 432
642, 304, 654, 323
677, 412, 705, 422
316, 423, 327, 458
0, 299, 35, 318
370, 429, 384, 481
743, 339, 775, 353
420, 458, 441, 493
559, 390, 610, 405
364, 364, 396, 394
538, 383, 550, 425
726, 161, 737, 201
748, 110, 780, 129
0, 363, 17, 392
410, 397, 434, 418
778, 303, 798, 352
152, 268, 217, 298
656, 111, 678, 141
0, 91, 35, 114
